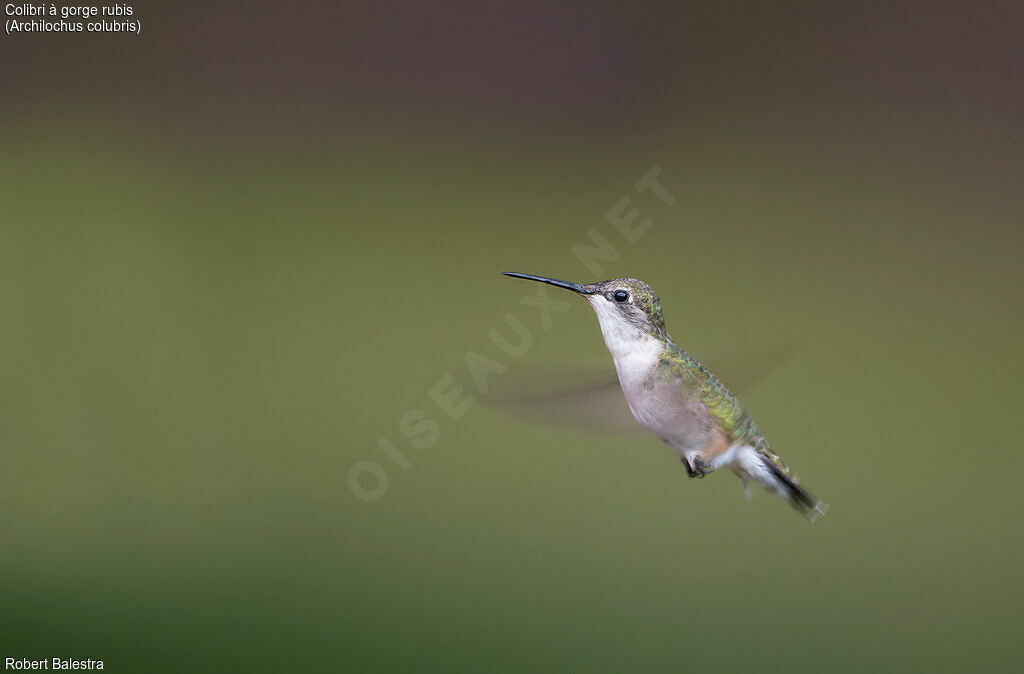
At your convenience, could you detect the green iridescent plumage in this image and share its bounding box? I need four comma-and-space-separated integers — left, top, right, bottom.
661, 343, 762, 445
660, 329, 801, 484
618, 277, 795, 478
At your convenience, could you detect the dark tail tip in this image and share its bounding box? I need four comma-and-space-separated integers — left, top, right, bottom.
762, 459, 827, 521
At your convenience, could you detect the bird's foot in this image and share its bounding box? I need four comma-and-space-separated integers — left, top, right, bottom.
681, 456, 709, 479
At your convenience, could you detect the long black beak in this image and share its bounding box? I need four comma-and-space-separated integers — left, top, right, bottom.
503, 272, 596, 294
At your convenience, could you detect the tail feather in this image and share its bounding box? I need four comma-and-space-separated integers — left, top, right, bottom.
729, 444, 827, 521
760, 456, 827, 521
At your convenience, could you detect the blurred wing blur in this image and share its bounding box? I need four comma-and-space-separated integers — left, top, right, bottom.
482, 365, 638, 433
700, 338, 806, 395
479, 339, 805, 435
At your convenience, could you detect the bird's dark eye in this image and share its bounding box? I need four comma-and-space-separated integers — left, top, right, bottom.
613, 290, 629, 303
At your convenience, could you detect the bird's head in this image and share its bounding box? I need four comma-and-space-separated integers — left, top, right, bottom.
504, 273, 667, 347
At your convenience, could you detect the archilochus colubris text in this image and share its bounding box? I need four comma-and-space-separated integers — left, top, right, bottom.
504, 272, 826, 519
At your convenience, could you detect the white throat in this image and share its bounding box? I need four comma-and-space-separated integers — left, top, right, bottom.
586, 297, 662, 384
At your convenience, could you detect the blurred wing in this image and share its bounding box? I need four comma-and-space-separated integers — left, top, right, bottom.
480, 339, 805, 436
482, 365, 638, 434
698, 338, 806, 396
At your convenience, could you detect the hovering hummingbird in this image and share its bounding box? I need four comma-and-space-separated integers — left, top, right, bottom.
504, 272, 826, 519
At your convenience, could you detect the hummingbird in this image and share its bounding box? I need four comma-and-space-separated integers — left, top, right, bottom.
504, 272, 826, 519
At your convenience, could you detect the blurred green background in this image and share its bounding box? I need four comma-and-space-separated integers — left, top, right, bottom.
2, 2, 1022, 672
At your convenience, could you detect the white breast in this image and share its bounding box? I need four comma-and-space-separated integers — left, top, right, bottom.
586, 297, 662, 387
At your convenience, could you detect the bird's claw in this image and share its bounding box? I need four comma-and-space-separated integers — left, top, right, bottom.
681, 456, 709, 479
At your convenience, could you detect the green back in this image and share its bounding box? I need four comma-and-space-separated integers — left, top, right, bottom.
661, 341, 763, 446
